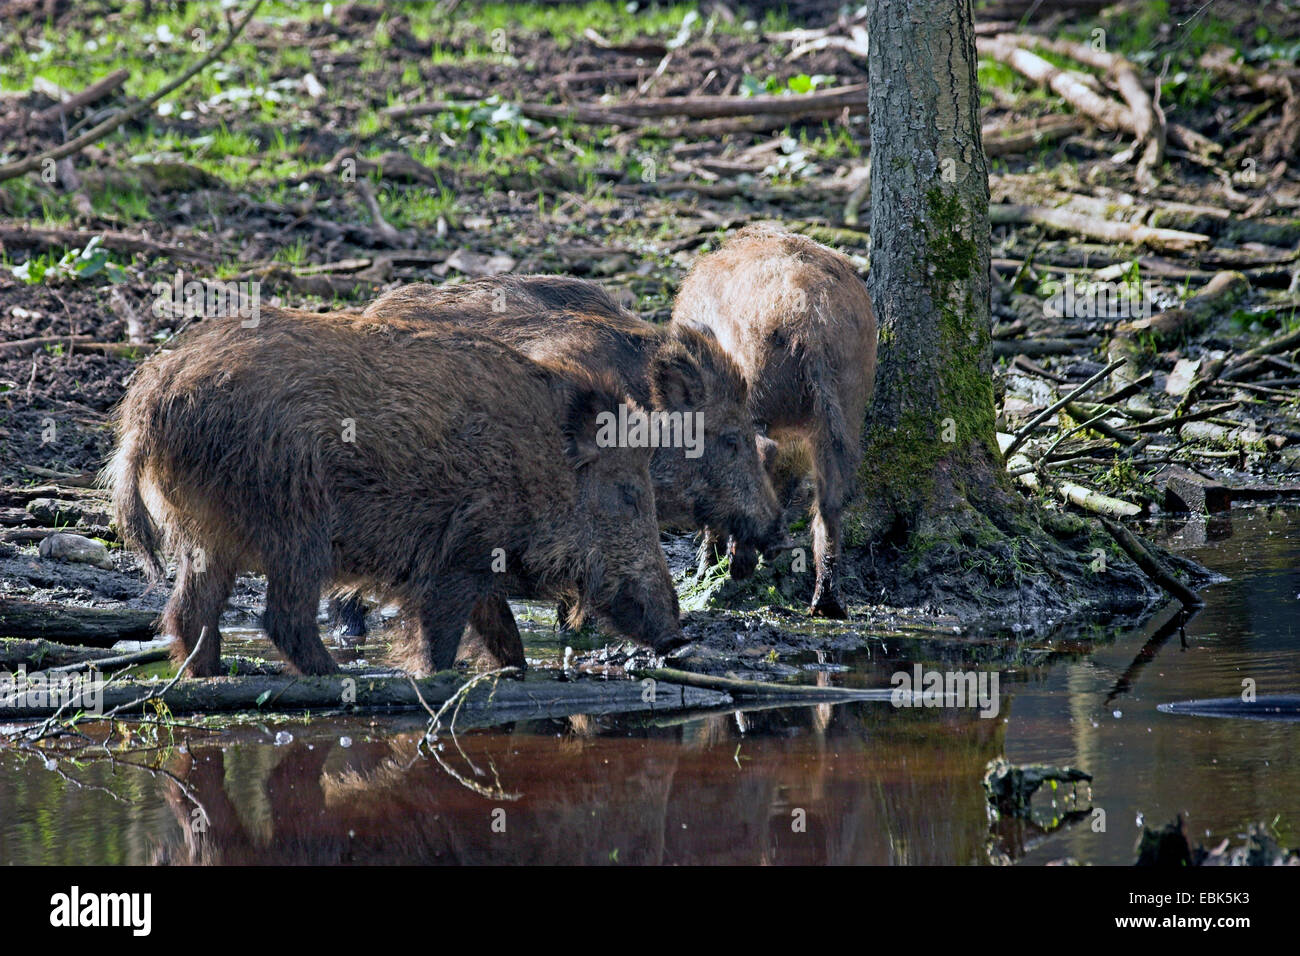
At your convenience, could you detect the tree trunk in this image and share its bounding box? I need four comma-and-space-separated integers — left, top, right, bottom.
845, 0, 1168, 618
856, 0, 1001, 535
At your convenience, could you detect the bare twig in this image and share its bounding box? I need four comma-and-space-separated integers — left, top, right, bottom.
0, 1, 264, 183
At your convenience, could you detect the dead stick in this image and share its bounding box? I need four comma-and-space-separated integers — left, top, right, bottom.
0, 1, 264, 183
1005, 358, 1126, 458
1100, 517, 1203, 607
34, 68, 130, 123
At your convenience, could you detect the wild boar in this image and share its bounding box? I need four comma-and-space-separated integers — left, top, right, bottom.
671, 225, 878, 618
326, 276, 785, 638
108, 306, 682, 677
365, 278, 782, 552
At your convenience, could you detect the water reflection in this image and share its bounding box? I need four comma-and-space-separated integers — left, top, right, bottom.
1, 506, 1297, 865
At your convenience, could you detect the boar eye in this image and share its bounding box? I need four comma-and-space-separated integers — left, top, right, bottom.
721, 433, 740, 457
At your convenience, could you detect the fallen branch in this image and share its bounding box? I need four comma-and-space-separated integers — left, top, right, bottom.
33, 68, 130, 124
0, 638, 117, 670
47, 644, 170, 674
978, 35, 1135, 135
1004, 358, 1125, 458
0, 225, 216, 264
1005, 34, 1166, 182
989, 204, 1209, 251
0, 335, 154, 359
0, 1, 264, 184
984, 115, 1086, 156
1100, 517, 1203, 607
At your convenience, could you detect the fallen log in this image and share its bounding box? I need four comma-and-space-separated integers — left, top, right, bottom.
0, 598, 158, 646
989, 204, 1209, 251
0, 671, 730, 719
0, 638, 117, 670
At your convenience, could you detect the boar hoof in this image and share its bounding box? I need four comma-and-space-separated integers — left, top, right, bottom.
728, 543, 759, 580
808, 594, 847, 620
652, 634, 690, 657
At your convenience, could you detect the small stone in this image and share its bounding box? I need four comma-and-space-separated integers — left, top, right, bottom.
37, 532, 114, 570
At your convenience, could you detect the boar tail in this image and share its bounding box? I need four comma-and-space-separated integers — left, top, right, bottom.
105, 429, 166, 581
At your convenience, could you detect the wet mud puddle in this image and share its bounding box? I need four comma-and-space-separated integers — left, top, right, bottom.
1, 506, 1296, 865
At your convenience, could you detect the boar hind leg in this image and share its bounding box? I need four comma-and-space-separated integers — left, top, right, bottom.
808, 402, 858, 620
464, 595, 527, 670
328, 593, 369, 639
263, 564, 338, 675
163, 547, 236, 677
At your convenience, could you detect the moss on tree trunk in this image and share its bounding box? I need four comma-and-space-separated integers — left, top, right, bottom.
841, 0, 1175, 621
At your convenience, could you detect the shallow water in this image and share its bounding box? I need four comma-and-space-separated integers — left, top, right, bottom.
1, 506, 1296, 865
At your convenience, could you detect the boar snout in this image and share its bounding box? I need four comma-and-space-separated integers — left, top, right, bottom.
602, 577, 684, 655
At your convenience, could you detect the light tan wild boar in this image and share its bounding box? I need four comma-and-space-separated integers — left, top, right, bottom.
108, 307, 682, 676
671, 225, 878, 617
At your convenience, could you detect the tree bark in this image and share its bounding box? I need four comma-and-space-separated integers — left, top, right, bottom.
844, 0, 1189, 618
855, 0, 1000, 536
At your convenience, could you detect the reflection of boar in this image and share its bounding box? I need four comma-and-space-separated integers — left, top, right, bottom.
156, 700, 1001, 865
672, 226, 877, 617
108, 307, 682, 676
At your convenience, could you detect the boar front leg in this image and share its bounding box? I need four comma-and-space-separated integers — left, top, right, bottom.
407, 573, 490, 676
808, 402, 857, 620
462, 595, 527, 671
695, 527, 727, 580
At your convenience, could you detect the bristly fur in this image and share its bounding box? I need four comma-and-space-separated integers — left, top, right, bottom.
670, 225, 878, 617
363, 277, 779, 547
108, 305, 680, 678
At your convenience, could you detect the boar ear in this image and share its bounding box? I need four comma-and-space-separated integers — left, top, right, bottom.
650, 345, 706, 410
561, 384, 613, 469
675, 319, 716, 341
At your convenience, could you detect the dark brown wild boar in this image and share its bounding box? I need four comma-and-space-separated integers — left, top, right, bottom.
332, 278, 784, 642
671, 225, 878, 618
364, 278, 783, 560
108, 307, 682, 676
